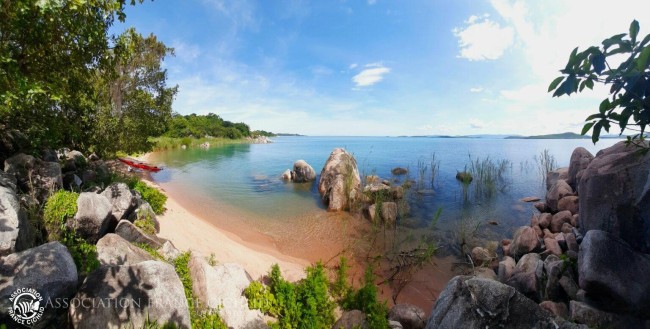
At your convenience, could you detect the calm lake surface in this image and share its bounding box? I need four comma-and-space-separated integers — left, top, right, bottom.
148, 136, 619, 243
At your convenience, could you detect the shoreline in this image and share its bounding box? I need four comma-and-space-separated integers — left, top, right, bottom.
137, 153, 309, 282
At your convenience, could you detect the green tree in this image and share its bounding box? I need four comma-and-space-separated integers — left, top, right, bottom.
0, 0, 143, 151
549, 20, 650, 152
94, 28, 177, 155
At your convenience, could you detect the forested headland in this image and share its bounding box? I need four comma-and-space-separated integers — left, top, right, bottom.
0, 0, 270, 158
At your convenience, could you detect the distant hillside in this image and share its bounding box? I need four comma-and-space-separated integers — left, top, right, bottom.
276, 133, 305, 137
506, 132, 588, 139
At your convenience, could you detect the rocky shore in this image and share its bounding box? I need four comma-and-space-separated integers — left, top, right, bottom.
2, 131, 649, 328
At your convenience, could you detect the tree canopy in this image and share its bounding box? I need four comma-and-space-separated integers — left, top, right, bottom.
549, 20, 650, 152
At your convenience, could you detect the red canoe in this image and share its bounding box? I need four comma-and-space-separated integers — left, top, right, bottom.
118, 158, 162, 172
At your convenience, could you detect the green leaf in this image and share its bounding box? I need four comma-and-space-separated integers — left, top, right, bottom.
581, 122, 595, 135
548, 77, 564, 92
579, 80, 586, 92
602, 33, 627, 49
591, 52, 606, 74
637, 46, 650, 71
585, 78, 594, 90
565, 47, 579, 69
640, 34, 650, 47
586, 113, 603, 121
630, 20, 640, 43
592, 121, 602, 144
599, 99, 611, 114
619, 107, 633, 131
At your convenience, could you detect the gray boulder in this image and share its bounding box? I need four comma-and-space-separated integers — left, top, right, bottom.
101, 183, 137, 222
128, 201, 160, 233
497, 256, 516, 282
540, 301, 568, 319
66, 192, 112, 243
578, 230, 650, 317
570, 300, 647, 328
0, 242, 78, 327
578, 141, 650, 253
158, 240, 182, 261
546, 179, 573, 213
389, 304, 426, 329
114, 220, 164, 249
65, 150, 86, 167
0, 185, 30, 256
567, 147, 593, 189
292, 160, 316, 183
4, 153, 36, 191
425, 276, 560, 328
188, 255, 265, 329
69, 260, 191, 328
333, 310, 369, 329
96, 233, 155, 266
318, 148, 361, 211
551, 210, 572, 233
34, 161, 63, 200
506, 253, 543, 302
0, 172, 17, 190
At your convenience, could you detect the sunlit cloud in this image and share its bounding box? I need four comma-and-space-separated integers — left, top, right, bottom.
453, 15, 514, 61
470, 87, 484, 93
352, 64, 390, 87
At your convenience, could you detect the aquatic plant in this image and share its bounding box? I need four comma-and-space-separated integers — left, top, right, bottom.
430, 153, 440, 189
535, 149, 557, 186
467, 155, 511, 200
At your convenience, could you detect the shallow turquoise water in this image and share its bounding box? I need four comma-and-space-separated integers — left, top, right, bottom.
148, 136, 619, 237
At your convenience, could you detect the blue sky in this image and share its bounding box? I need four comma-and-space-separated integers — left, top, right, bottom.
114, 0, 650, 136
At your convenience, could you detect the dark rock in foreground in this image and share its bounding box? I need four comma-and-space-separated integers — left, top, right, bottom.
578, 141, 650, 253
69, 260, 190, 328
0, 242, 78, 327
578, 230, 650, 318
425, 276, 577, 328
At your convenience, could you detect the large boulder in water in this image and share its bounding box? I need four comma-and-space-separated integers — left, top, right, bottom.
545, 179, 573, 213
578, 141, 650, 253
69, 260, 191, 328
318, 148, 361, 211
292, 160, 316, 183
0, 242, 78, 326
425, 276, 564, 328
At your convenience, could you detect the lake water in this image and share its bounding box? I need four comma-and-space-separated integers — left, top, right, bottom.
148, 136, 619, 250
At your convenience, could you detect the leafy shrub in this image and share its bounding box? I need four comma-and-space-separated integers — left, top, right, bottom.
246, 263, 337, 329
43, 191, 100, 275
43, 190, 78, 241
244, 280, 279, 317
331, 257, 352, 302
129, 180, 167, 214
62, 232, 100, 275
342, 265, 389, 329
134, 213, 157, 235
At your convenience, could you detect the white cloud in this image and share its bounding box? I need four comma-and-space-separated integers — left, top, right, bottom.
470, 87, 484, 93
352, 64, 391, 87
367, 0, 377, 5
349, 63, 358, 69
453, 16, 514, 61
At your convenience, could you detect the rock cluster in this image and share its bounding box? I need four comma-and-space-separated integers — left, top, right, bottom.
433, 142, 650, 328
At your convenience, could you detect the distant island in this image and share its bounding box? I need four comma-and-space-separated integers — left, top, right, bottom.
276, 133, 305, 136
505, 132, 588, 139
